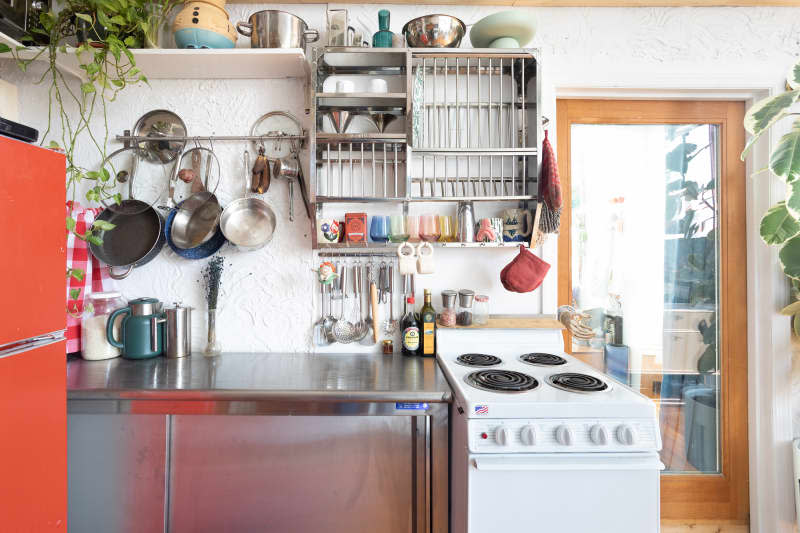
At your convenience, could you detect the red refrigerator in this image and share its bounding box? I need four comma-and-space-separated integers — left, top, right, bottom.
0, 135, 67, 529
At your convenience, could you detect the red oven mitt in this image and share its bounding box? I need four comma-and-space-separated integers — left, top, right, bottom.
500, 245, 551, 293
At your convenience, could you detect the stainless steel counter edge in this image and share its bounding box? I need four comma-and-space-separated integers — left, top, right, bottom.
67, 389, 452, 402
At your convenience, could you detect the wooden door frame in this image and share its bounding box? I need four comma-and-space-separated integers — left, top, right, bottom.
556, 99, 749, 522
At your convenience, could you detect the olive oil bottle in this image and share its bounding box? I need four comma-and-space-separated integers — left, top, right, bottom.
420, 289, 436, 357
401, 296, 420, 356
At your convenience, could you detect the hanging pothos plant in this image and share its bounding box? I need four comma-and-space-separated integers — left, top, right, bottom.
1, 0, 178, 305
742, 58, 800, 334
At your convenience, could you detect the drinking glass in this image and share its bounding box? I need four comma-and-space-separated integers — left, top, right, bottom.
389, 215, 409, 242
420, 214, 441, 242
439, 215, 455, 242
370, 215, 390, 243
406, 215, 420, 242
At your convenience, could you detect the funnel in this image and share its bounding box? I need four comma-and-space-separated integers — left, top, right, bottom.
327, 111, 355, 134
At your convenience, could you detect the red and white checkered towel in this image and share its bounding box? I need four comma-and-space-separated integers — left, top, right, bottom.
66, 202, 115, 354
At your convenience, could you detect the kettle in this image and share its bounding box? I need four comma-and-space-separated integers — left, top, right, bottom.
456, 201, 475, 243
106, 298, 165, 359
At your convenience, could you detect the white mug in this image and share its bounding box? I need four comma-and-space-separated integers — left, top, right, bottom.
369, 78, 388, 93
416, 242, 435, 274
398, 241, 416, 275
336, 79, 355, 93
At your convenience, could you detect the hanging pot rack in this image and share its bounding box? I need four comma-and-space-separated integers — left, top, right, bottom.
117, 131, 307, 149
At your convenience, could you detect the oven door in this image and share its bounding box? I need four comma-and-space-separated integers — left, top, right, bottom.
466, 452, 663, 533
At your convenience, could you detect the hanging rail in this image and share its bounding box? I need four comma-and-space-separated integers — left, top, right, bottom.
116, 132, 307, 147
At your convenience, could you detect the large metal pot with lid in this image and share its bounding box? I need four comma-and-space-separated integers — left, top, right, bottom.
236, 10, 319, 49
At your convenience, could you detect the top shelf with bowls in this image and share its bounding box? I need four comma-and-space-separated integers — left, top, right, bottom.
1, 31, 308, 80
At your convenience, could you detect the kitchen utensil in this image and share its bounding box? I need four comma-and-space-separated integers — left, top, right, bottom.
250, 111, 303, 159
332, 266, 357, 343
106, 297, 165, 359
89, 199, 165, 280
398, 242, 416, 275
469, 10, 537, 48
372, 9, 393, 48
456, 201, 475, 243
352, 263, 368, 342
419, 214, 440, 242
323, 283, 337, 344
500, 244, 551, 293
99, 145, 170, 215
416, 242, 435, 274
171, 146, 221, 206
377, 262, 387, 303
173, 0, 237, 48
384, 264, 398, 334
371, 281, 380, 344
250, 146, 270, 193
171, 191, 222, 249
369, 215, 389, 243
274, 156, 311, 222
402, 14, 465, 48
132, 109, 187, 164
359, 263, 376, 346
326, 110, 354, 134
220, 150, 277, 250
165, 204, 227, 259
164, 304, 192, 358
236, 10, 319, 49
314, 280, 331, 346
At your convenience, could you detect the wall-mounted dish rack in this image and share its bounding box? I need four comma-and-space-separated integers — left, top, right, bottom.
309, 47, 542, 249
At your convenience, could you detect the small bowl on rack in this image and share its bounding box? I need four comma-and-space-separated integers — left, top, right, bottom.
402, 14, 466, 48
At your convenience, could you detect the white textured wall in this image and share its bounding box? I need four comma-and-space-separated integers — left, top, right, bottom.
2, 4, 799, 357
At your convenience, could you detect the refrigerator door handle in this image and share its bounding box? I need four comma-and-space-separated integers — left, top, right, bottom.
0, 330, 66, 360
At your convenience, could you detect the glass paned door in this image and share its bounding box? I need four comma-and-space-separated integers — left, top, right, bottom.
569, 123, 720, 474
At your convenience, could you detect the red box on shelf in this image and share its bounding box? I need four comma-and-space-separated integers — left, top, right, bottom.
345, 213, 367, 243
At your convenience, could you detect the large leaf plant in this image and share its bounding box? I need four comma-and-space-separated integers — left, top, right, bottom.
744, 59, 800, 334
0, 0, 177, 309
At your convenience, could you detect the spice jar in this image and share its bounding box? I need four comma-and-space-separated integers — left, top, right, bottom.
439, 290, 457, 327
81, 291, 127, 360
457, 289, 475, 326
474, 294, 489, 325
382, 339, 394, 354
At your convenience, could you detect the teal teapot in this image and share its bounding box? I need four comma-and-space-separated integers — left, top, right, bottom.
106, 298, 165, 359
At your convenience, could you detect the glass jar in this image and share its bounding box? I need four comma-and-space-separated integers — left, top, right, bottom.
457, 289, 475, 326
439, 290, 457, 327
474, 295, 489, 325
81, 291, 127, 360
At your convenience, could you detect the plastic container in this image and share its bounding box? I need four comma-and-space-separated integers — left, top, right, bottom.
81, 292, 127, 360
474, 295, 489, 325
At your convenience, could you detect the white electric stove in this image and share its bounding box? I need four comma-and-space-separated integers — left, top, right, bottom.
437, 326, 663, 533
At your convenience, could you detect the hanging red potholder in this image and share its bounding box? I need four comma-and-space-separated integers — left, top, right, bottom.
539, 130, 562, 210
500, 245, 551, 293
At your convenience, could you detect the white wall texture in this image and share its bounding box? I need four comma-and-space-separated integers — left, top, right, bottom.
1, 3, 797, 347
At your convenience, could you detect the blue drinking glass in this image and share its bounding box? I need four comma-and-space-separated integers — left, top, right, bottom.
370, 215, 390, 243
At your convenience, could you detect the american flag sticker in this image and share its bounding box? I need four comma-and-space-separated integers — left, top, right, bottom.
474, 405, 489, 415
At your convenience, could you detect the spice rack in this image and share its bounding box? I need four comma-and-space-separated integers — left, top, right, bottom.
308, 47, 543, 250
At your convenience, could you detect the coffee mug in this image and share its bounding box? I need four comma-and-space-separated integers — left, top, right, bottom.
398, 242, 416, 275
502, 208, 533, 242
416, 242, 435, 274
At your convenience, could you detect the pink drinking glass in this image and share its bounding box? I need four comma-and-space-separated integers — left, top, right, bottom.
419, 214, 441, 242
407, 215, 421, 242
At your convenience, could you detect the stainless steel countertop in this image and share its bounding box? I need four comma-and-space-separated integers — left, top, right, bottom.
67, 353, 452, 403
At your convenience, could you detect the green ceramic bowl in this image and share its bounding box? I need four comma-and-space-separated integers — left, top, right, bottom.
469, 10, 537, 49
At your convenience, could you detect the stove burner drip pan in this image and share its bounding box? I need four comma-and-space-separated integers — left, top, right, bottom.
457, 354, 503, 367
519, 353, 567, 366
547, 373, 610, 393
465, 370, 539, 393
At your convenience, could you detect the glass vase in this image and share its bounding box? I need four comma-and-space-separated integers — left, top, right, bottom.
204, 308, 221, 357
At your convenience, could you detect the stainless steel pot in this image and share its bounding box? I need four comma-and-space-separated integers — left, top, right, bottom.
89, 200, 166, 280
236, 10, 319, 49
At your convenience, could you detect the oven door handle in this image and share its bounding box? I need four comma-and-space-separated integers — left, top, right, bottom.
473, 454, 665, 472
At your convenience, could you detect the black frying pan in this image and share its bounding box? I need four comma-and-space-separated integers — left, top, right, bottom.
89, 199, 165, 280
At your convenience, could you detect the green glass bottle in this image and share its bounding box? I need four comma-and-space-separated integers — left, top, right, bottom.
372, 9, 394, 48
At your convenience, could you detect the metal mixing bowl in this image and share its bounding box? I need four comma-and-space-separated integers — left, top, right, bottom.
402, 14, 466, 48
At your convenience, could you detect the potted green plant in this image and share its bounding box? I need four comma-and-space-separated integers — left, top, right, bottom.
742, 59, 800, 333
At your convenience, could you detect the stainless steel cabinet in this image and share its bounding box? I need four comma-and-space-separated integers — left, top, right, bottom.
169, 415, 413, 532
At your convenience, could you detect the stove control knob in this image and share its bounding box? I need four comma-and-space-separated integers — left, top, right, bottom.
520, 425, 537, 446
589, 424, 609, 446
616, 424, 638, 446
555, 425, 574, 446
496, 427, 511, 446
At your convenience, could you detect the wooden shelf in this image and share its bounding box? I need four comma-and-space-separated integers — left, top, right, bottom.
1, 34, 308, 80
